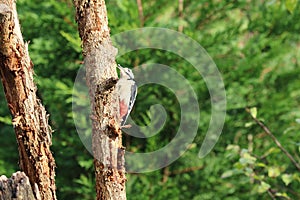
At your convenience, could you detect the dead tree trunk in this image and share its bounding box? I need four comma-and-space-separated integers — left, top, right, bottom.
73, 0, 126, 199
0, 1, 56, 200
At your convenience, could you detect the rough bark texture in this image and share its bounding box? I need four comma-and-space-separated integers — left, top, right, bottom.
0, 171, 40, 200
73, 0, 126, 199
0, 1, 56, 200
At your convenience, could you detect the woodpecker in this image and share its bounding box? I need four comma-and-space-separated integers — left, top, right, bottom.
116, 64, 137, 127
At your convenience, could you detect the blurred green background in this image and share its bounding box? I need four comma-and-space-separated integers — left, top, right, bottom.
0, 0, 299, 199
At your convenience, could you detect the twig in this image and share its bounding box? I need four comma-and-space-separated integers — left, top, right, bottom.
162, 167, 170, 183
197, 2, 234, 29
267, 188, 276, 200
246, 108, 300, 171
136, 0, 144, 27
178, 0, 184, 32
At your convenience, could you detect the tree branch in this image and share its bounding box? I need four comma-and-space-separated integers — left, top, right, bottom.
178, 0, 184, 32
136, 0, 144, 27
246, 108, 300, 171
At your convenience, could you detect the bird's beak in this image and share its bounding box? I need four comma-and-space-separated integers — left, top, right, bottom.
117, 64, 123, 70
117, 64, 125, 76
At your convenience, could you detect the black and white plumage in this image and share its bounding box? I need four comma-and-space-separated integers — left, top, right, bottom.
116, 64, 137, 126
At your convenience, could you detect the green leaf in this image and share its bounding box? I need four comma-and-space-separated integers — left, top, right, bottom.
275, 192, 291, 199
285, 0, 298, 13
255, 162, 267, 168
239, 149, 257, 165
245, 122, 255, 127
74, 174, 92, 187
60, 31, 82, 53
268, 166, 281, 178
221, 169, 242, 178
282, 174, 293, 186
249, 107, 257, 118
0, 116, 12, 125
226, 144, 240, 152
257, 181, 270, 193
261, 147, 280, 157
78, 159, 93, 170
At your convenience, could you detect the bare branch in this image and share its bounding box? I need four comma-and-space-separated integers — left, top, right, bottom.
170, 165, 204, 175
178, 0, 184, 32
136, 0, 144, 27
246, 108, 300, 171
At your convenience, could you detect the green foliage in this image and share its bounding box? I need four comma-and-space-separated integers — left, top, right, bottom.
0, 0, 299, 199
285, 0, 298, 13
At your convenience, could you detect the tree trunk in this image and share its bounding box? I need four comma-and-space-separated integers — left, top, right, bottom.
0, 1, 56, 200
73, 0, 126, 199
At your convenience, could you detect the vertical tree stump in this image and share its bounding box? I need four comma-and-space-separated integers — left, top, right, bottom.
0, 171, 40, 200
73, 0, 127, 199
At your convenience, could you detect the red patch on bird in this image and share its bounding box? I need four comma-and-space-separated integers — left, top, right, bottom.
119, 100, 128, 118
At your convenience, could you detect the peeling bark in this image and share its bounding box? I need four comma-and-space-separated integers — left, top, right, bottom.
0, 1, 56, 200
73, 0, 126, 199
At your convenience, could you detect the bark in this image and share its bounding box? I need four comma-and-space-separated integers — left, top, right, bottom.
0, 171, 40, 200
73, 0, 126, 199
0, 1, 56, 200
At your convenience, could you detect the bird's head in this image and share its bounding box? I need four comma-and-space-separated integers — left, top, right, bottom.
117, 64, 135, 80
